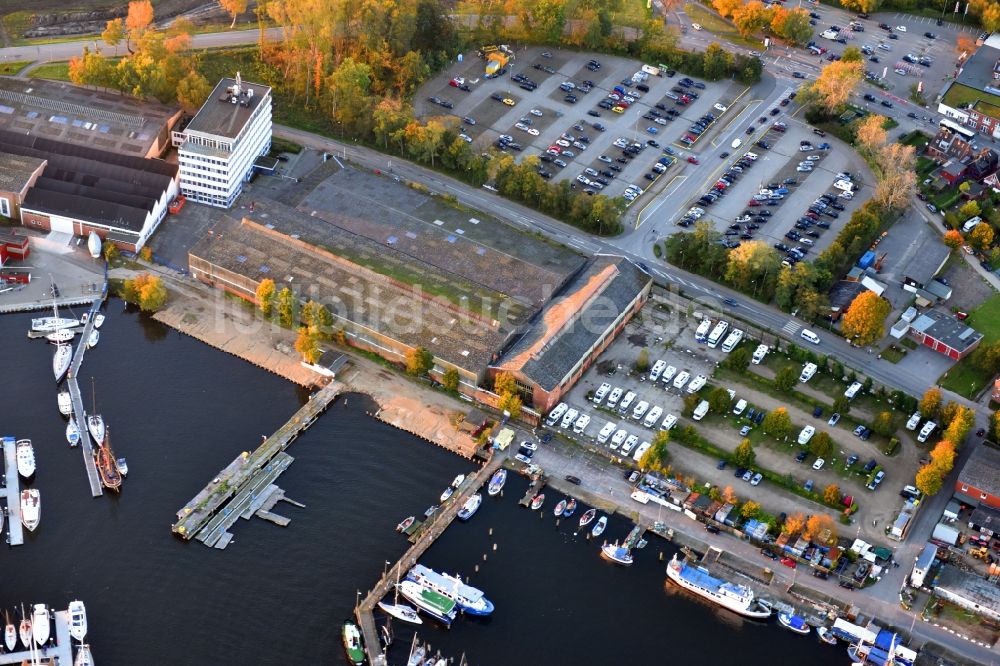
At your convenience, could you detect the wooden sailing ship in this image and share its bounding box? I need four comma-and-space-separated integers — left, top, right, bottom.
95, 429, 122, 492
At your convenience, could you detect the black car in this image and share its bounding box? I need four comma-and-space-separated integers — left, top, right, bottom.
839, 581, 856, 591
761, 549, 778, 560
792, 71, 805, 79
735, 466, 748, 478
863, 93, 877, 102
745, 126, 754, 135
564, 95, 578, 103
587, 110, 601, 117
869, 56, 880, 63
564, 475, 582, 485
796, 451, 809, 463
754, 411, 764, 424
592, 122, 606, 131
705, 524, 720, 534
774, 242, 789, 251
881, 99, 893, 108
813, 570, 829, 580
925, 32, 936, 39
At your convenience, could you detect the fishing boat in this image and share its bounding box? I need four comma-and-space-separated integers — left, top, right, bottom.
553, 499, 566, 517
116, 457, 128, 476
46, 329, 75, 343
18, 606, 31, 649
32, 604, 49, 646
75, 644, 94, 666
93, 313, 105, 329
16, 439, 35, 478
592, 515, 607, 537
439, 486, 455, 503
816, 626, 837, 645
396, 516, 416, 533
88, 330, 100, 349
530, 493, 545, 510
579, 508, 596, 527
665, 554, 773, 619
845, 624, 916, 666
407, 564, 494, 616
4, 610, 15, 652
53, 344, 72, 382
563, 498, 577, 517
68, 600, 87, 641
457, 493, 482, 521
58, 390, 72, 415
396, 580, 458, 626
67, 420, 81, 447
487, 469, 506, 496
377, 601, 422, 625
778, 612, 811, 635
96, 431, 122, 492
601, 542, 634, 566
341, 620, 365, 665
451, 474, 465, 488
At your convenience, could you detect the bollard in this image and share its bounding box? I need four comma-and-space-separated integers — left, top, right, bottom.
489, 527, 493, 536
482, 553, 487, 561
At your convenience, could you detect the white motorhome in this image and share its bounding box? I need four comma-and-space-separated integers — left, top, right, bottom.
917, 421, 936, 443
561, 408, 579, 429
692, 400, 710, 421
799, 362, 817, 383
661, 365, 678, 385
618, 391, 637, 414
844, 381, 863, 399
905, 412, 921, 431
686, 374, 707, 394
962, 216, 983, 233
621, 434, 639, 455
721, 328, 744, 352
546, 403, 568, 426
573, 413, 591, 434
707, 321, 729, 348
631, 400, 650, 420
695, 318, 712, 342
643, 406, 663, 428
673, 371, 690, 390
751, 344, 769, 364
660, 413, 678, 431
593, 382, 611, 404
611, 428, 629, 450
607, 387, 624, 408
649, 360, 667, 381
632, 441, 651, 462
597, 421, 616, 444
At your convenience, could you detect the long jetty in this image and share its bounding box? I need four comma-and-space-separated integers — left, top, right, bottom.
355, 453, 504, 666
65, 294, 106, 497
0, 609, 74, 665
2, 437, 24, 546
172, 381, 344, 545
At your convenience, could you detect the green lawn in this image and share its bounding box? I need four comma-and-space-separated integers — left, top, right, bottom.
0, 60, 32, 76
942, 83, 1000, 121
683, 3, 763, 52
26, 62, 70, 81
940, 293, 1000, 398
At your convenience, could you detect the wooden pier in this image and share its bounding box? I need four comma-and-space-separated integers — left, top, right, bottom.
623, 524, 646, 549
355, 453, 505, 666
0, 608, 74, 665
64, 295, 106, 497
518, 474, 548, 507
2, 437, 24, 546
172, 381, 344, 545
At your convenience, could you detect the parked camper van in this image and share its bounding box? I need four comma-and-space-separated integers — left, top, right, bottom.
546, 403, 568, 426
799, 363, 817, 383
692, 400, 710, 421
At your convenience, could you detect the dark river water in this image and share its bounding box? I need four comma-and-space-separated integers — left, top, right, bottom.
0, 302, 844, 665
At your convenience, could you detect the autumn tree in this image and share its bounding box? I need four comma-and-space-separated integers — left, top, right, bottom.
255, 279, 276, 317
956, 34, 977, 59
930, 440, 957, 472
872, 143, 917, 210
218, 0, 248, 28
498, 391, 523, 418
276, 287, 297, 327
442, 368, 460, 392
919, 387, 942, 419
841, 291, 890, 346
640, 431, 670, 472
809, 431, 834, 459
124, 0, 154, 53
732, 1, 769, 37
302, 300, 333, 337
176, 70, 212, 112
494, 371, 517, 397
762, 407, 791, 439
406, 347, 434, 376
805, 514, 837, 544
972, 0, 1000, 32
943, 229, 964, 250
294, 327, 321, 364
969, 222, 995, 252
872, 411, 895, 437
102, 18, 126, 55
783, 512, 807, 535
734, 438, 756, 468
943, 406, 975, 444
712, 0, 744, 18
121, 272, 167, 312
725, 240, 780, 297
823, 484, 841, 505
940, 402, 962, 430
855, 114, 888, 156
770, 7, 813, 45
722, 485, 738, 504
741, 500, 761, 519
69, 47, 116, 91
808, 59, 863, 114
774, 366, 798, 392
915, 462, 944, 496
839, 0, 880, 12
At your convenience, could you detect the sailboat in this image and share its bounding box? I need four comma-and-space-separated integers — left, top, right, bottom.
31, 282, 80, 332
378, 564, 423, 625
75, 644, 94, 666
4, 610, 15, 652
32, 604, 49, 646
53, 344, 72, 382
87, 378, 105, 445
18, 605, 31, 649
68, 600, 87, 642
66, 420, 81, 447
96, 430, 122, 492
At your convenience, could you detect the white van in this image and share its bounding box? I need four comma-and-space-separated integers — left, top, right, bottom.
546, 403, 568, 426
573, 413, 591, 434
917, 421, 936, 443
686, 374, 707, 394
621, 434, 639, 455
661, 365, 678, 385
751, 344, 769, 364
660, 413, 678, 431
799, 362, 817, 383
611, 428, 628, 450
597, 421, 617, 444
963, 216, 983, 233
643, 406, 663, 428
561, 408, 579, 429
593, 382, 611, 404
649, 359, 667, 381
632, 441, 652, 462
618, 391, 637, 414
798, 425, 815, 445
632, 400, 650, 420
695, 319, 712, 342
692, 400, 710, 421
673, 371, 691, 390
607, 387, 624, 408
905, 412, 921, 431
733, 399, 747, 416
844, 381, 863, 399
800, 329, 820, 345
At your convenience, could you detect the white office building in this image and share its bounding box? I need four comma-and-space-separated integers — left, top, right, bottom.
173, 73, 272, 208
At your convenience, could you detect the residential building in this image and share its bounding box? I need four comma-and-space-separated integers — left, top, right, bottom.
172, 74, 272, 208
932, 564, 1000, 622
925, 126, 975, 163
938, 39, 1000, 138
956, 444, 1000, 509
908, 309, 983, 360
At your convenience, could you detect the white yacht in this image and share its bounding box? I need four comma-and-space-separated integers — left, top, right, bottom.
20, 489, 40, 531
16, 439, 35, 478
31, 604, 49, 646
87, 414, 105, 446
58, 390, 72, 415
66, 420, 81, 447
32, 315, 80, 333
53, 344, 72, 382
87, 330, 100, 349
68, 600, 87, 641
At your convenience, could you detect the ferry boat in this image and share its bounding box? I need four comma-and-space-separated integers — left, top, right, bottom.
553, 499, 566, 517
600, 542, 634, 566
47, 329, 75, 344
341, 620, 365, 665
21, 490, 40, 531
377, 601, 422, 625
67, 420, 81, 447
396, 580, 458, 626
58, 390, 72, 415
563, 498, 577, 517
53, 344, 72, 382
530, 493, 545, 510
396, 516, 416, 533
665, 554, 772, 619
592, 516, 607, 537
579, 508, 596, 527
75, 644, 94, 666
816, 626, 837, 645
68, 600, 87, 641
407, 564, 494, 616
32, 604, 49, 646
16, 439, 35, 478
457, 493, 482, 521
487, 469, 506, 496
778, 612, 811, 635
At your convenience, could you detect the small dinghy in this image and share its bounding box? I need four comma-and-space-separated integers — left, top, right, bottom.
592, 515, 607, 537
396, 516, 416, 533
553, 499, 566, 517
439, 486, 455, 503
93, 313, 105, 329
579, 508, 596, 527
530, 493, 545, 510
816, 626, 837, 645
66, 420, 81, 447
563, 498, 577, 517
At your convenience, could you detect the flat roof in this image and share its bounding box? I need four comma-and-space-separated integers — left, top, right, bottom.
943, 82, 1000, 119
0, 151, 44, 192
898, 234, 950, 286
957, 44, 1000, 93
911, 309, 983, 353
959, 444, 1000, 498
0, 77, 178, 156
185, 77, 271, 140
935, 563, 1000, 613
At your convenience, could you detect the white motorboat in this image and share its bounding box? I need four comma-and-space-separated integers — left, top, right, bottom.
592, 515, 607, 537
93, 313, 105, 329
457, 493, 482, 521
16, 439, 35, 478
46, 329, 75, 343
58, 390, 72, 415
75, 643, 94, 666
31, 604, 49, 646
439, 485, 455, 503
116, 457, 128, 476
4, 611, 15, 652
377, 601, 423, 625
600, 542, 634, 566
67, 420, 81, 447
816, 626, 837, 645
87, 414, 105, 446
21, 488, 40, 531
53, 344, 72, 382
487, 469, 506, 496
68, 600, 87, 641
778, 612, 811, 635
451, 474, 465, 488
87, 330, 100, 348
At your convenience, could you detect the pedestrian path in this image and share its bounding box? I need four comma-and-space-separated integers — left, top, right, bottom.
782, 319, 800, 335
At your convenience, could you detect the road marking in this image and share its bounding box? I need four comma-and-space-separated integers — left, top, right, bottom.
782, 319, 801, 335
637, 174, 686, 228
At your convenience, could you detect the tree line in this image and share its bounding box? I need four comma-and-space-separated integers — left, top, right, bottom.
712, 0, 815, 44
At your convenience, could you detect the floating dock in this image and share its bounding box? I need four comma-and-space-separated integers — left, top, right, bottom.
2, 437, 23, 546
64, 290, 106, 497
356, 453, 504, 666
518, 474, 547, 507
0, 608, 74, 665
172, 381, 344, 545
623, 524, 645, 549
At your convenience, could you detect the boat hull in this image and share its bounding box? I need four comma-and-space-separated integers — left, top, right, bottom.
665, 557, 772, 619
87, 416, 105, 445
592, 517, 607, 537
397, 583, 457, 626
53, 345, 71, 382
457, 494, 482, 521
16, 440, 35, 478
600, 544, 633, 566
341, 621, 365, 666
32, 317, 80, 333
67, 421, 81, 447
778, 613, 811, 635
4, 624, 14, 652
377, 601, 422, 625
21, 489, 40, 531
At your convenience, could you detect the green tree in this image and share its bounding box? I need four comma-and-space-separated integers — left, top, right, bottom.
102, 240, 119, 263
762, 407, 791, 439
276, 287, 297, 327
724, 240, 780, 297
302, 300, 333, 337
708, 387, 733, 413
725, 347, 752, 371
774, 366, 798, 392
833, 395, 851, 415
770, 6, 813, 45
809, 431, 834, 459
734, 438, 756, 468
635, 348, 650, 373
255, 278, 276, 317
498, 391, 523, 418
872, 411, 895, 437
741, 500, 761, 519
442, 368, 460, 392
406, 347, 434, 376
840, 46, 864, 63
959, 199, 981, 220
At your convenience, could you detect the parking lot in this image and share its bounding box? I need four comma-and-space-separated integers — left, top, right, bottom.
415, 47, 746, 199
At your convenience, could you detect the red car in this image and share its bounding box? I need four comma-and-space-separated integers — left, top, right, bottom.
780, 557, 797, 569
747, 200, 761, 207
687, 156, 699, 164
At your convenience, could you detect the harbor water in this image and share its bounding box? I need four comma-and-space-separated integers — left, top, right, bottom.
1, 302, 842, 664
